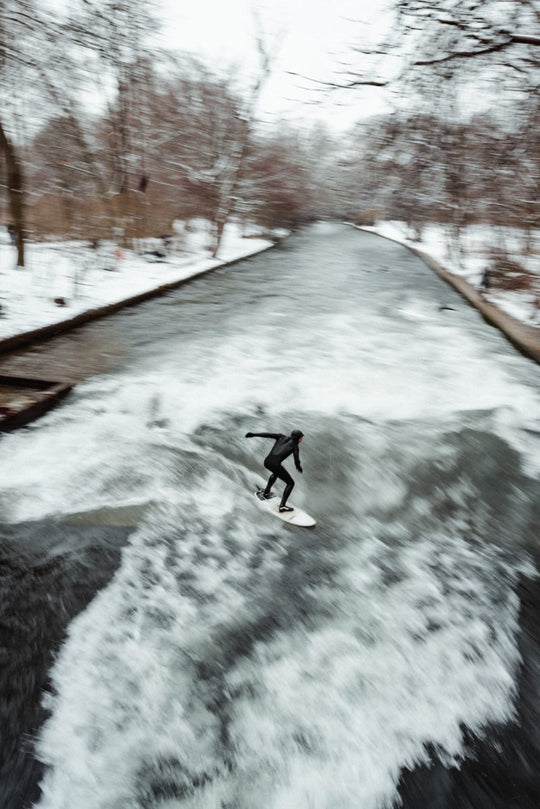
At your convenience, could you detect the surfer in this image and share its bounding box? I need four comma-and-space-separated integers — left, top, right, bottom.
245, 429, 304, 512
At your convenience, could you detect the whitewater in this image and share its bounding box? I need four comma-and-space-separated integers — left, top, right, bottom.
0, 224, 538, 809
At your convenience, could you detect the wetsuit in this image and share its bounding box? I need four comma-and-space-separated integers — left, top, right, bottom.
245, 432, 303, 508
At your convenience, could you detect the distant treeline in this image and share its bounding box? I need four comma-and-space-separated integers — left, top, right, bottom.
1, 0, 538, 273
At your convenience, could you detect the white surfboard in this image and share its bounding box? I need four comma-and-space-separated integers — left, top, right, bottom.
254, 491, 316, 527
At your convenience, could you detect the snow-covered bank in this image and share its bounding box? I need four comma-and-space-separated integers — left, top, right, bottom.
362, 222, 540, 328
0, 222, 276, 345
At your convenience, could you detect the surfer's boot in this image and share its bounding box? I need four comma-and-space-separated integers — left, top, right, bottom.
279, 505, 294, 513
262, 490, 274, 499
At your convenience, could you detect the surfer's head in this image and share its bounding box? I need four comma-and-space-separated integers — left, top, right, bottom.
291, 429, 304, 443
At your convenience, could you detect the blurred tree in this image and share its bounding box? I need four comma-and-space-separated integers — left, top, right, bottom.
298, 124, 347, 221
0, 0, 43, 266
347, 99, 539, 270
515, 93, 540, 251
26, 53, 336, 245
65, 0, 160, 245
333, 0, 539, 94
0, 123, 25, 266
124, 46, 279, 255
362, 113, 445, 238
239, 129, 313, 231
27, 115, 99, 238
0, 0, 110, 260
393, 0, 540, 76
238, 121, 356, 230
210, 22, 278, 257
109, 55, 247, 238
337, 0, 539, 271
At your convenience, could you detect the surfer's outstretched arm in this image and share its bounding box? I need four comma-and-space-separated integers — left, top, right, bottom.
245, 432, 281, 439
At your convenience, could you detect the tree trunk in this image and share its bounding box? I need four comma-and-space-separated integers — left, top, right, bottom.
211, 133, 249, 259
0, 120, 25, 267
212, 28, 274, 258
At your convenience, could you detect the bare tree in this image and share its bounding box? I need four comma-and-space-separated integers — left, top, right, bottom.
0, 0, 107, 262
210, 22, 279, 257
0, 0, 47, 266
393, 0, 540, 73
331, 0, 539, 93
64, 0, 160, 245
238, 126, 316, 231
115, 55, 247, 239
329, 0, 539, 274
0, 122, 25, 266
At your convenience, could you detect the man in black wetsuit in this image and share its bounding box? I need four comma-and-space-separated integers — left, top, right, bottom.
245, 429, 304, 512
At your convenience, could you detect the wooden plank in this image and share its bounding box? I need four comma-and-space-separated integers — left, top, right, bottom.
0, 376, 73, 433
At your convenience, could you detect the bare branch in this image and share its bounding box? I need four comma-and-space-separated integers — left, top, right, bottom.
512, 34, 540, 46
287, 71, 387, 89
413, 34, 538, 66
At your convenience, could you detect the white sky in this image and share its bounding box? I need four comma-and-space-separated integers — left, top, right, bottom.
156, 0, 394, 130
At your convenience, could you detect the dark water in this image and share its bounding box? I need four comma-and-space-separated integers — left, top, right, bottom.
1, 224, 539, 808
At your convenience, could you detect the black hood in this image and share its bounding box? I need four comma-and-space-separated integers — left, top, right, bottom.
290, 430, 304, 442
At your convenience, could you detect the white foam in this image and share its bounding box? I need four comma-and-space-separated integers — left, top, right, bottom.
34, 493, 527, 808
1, 292, 539, 524
1, 228, 537, 807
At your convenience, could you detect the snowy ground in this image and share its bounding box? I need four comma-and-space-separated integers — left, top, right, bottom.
0, 220, 276, 342
0, 220, 538, 344
363, 222, 540, 328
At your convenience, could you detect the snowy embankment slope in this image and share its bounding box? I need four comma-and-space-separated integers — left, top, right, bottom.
0, 222, 275, 346
362, 221, 540, 328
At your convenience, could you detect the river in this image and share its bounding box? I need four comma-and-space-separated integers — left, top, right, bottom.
1, 223, 539, 809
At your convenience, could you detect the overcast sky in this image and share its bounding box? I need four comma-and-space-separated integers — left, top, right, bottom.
156, 0, 393, 129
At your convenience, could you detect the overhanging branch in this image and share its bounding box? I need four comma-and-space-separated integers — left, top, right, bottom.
287, 71, 387, 88
414, 33, 540, 66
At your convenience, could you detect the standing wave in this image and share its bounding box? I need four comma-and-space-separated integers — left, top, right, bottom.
33, 420, 533, 809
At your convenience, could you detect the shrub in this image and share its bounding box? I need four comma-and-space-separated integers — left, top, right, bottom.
487, 250, 536, 293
